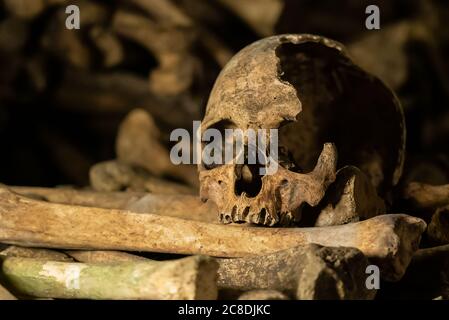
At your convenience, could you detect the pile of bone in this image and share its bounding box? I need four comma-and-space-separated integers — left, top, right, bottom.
1, 35, 449, 300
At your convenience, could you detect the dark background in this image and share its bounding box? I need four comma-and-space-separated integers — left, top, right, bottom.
0, 0, 448, 187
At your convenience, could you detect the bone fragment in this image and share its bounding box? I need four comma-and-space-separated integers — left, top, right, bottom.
403, 182, 449, 210
125, 194, 217, 223
3, 0, 46, 19
40, 2, 109, 68
66, 250, 147, 263
0, 187, 425, 281
218, 0, 283, 36
379, 244, 449, 300
238, 290, 289, 300
89, 160, 195, 195
427, 206, 449, 245
348, 22, 412, 90
2, 256, 218, 300
63, 246, 374, 300
0, 283, 16, 300
112, 10, 195, 96
0, 246, 73, 262
127, 0, 192, 27
116, 109, 198, 187
11, 186, 217, 223
11, 186, 147, 209
218, 244, 375, 300
89, 27, 124, 68
312, 166, 385, 227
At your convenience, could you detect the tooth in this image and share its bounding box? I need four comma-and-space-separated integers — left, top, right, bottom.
235, 207, 241, 220
232, 206, 240, 221
265, 215, 272, 225
253, 213, 261, 224
246, 212, 253, 224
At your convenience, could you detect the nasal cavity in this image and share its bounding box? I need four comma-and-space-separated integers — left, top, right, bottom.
235, 164, 263, 197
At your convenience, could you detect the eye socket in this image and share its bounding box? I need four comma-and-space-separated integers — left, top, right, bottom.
200, 120, 237, 170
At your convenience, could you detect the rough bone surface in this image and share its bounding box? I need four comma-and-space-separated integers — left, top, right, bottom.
217, 244, 375, 300
199, 34, 405, 226
0, 187, 425, 281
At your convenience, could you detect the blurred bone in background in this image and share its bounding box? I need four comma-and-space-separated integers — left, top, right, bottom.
0, 0, 448, 189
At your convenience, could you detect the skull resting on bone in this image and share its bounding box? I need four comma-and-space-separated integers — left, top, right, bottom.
199, 34, 405, 227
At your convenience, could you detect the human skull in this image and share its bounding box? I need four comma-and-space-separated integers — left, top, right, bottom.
199, 34, 405, 227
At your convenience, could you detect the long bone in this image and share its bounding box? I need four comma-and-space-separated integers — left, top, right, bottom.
1, 256, 218, 300
403, 182, 449, 210
11, 186, 218, 223
217, 244, 375, 300
0, 187, 425, 281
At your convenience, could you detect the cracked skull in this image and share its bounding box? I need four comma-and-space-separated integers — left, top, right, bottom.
199, 34, 405, 227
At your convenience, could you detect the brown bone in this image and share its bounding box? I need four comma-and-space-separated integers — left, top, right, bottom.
89, 160, 195, 195
217, 244, 375, 300
403, 182, 449, 210
0, 187, 425, 281
378, 244, 449, 300
0, 245, 73, 262
11, 186, 218, 223
304, 166, 385, 227
427, 206, 449, 245
0, 283, 16, 300
116, 109, 198, 187
238, 290, 289, 300
2, 256, 218, 300
53, 246, 373, 299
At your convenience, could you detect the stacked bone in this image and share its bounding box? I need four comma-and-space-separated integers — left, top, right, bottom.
1, 0, 449, 301
0, 102, 431, 300
0, 185, 427, 300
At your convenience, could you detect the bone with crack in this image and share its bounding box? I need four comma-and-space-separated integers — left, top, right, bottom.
403, 182, 449, 210
11, 186, 218, 223
116, 109, 198, 187
90, 160, 195, 195
217, 244, 375, 300
0, 187, 425, 281
238, 290, 289, 300
427, 206, 449, 245
0, 283, 16, 300
0, 246, 73, 262
201, 143, 337, 226
306, 166, 386, 227
1, 255, 218, 300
